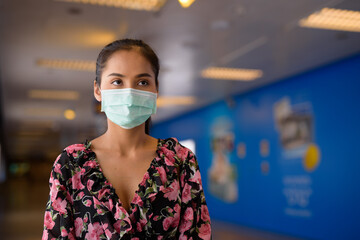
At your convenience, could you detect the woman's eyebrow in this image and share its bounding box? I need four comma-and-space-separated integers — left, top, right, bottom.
107, 73, 125, 77
107, 73, 152, 78
136, 73, 152, 78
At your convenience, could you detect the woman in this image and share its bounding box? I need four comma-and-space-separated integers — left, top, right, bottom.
42, 39, 211, 240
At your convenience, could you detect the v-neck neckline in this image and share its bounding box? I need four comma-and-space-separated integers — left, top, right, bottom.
85, 138, 162, 215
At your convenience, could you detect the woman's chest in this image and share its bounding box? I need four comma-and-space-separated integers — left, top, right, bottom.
95, 151, 157, 210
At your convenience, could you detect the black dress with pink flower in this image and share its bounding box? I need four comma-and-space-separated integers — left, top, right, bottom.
42, 138, 211, 240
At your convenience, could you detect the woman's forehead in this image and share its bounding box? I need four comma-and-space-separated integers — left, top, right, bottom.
104, 50, 153, 74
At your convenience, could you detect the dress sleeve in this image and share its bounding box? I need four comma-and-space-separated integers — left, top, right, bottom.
178, 149, 211, 240
42, 152, 76, 239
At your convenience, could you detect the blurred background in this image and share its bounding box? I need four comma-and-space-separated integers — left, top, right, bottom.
0, 0, 360, 239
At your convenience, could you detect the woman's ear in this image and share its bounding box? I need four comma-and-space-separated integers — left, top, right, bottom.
94, 80, 101, 102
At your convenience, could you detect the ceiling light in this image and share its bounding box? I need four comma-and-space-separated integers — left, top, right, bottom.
29, 90, 79, 100
178, 0, 195, 8
299, 8, 360, 32
25, 108, 63, 117
202, 67, 263, 81
37, 59, 95, 71
157, 96, 196, 107
64, 109, 76, 120
56, 0, 167, 11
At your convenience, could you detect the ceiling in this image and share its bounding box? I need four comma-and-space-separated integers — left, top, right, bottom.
0, 0, 360, 162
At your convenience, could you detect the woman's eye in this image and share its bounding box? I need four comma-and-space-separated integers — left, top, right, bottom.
112, 80, 122, 85
138, 80, 149, 86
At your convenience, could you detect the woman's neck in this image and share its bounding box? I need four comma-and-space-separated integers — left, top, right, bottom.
98, 119, 151, 156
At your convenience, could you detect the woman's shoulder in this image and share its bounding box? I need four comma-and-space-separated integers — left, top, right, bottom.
54, 141, 93, 167
159, 137, 196, 163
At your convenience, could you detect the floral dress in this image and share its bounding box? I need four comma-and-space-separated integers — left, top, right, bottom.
42, 138, 211, 240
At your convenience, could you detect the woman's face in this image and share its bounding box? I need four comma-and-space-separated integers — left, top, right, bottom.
94, 49, 157, 101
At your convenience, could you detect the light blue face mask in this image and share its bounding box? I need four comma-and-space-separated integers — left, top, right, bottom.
101, 88, 157, 129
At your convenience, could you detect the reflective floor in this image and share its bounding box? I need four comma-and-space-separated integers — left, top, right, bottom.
0, 178, 304, 240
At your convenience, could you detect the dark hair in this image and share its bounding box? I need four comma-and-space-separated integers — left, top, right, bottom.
96, 39, 160, 134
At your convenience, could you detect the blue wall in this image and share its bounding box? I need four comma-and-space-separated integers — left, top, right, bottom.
152, 54, 360, 240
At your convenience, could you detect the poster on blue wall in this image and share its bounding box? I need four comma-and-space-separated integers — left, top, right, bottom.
274, 97, 321, 218
208, 116, 238, 203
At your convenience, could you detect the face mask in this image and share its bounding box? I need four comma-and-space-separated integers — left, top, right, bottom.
101, 88, 157, 129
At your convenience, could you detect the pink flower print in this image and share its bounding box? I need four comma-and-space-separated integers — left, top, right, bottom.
84, 160, 97, 168
87, 179, 94, 191
42, 229, 48, 240
182, 183, 192, 203
152, 215, 161, 221
61, 228, 68, 237
184, 207, 194, 221
198, 223, 211, 240
85, 199, 92, 207
83, 214, 88, 223
174, 203, 181, 213
102, 224, 112, 238
162, 216, 174, 231
114, 220, 121, 232
65, 144, 85, 154
74, 217, 83, 237
161, 147, 175, 166
104, 198, 114, 211
131, 238, 140, 240
171, 204, 181, 227
68, 230, 76, 240
201, 205, 210, 222
54, 163, 62, 174
164, 180, 180, 201
66, 191, 73, 205
85, 222, 104, 240
138, 218, 147, 230
93, 197, 106, 215
44, 211, 55, 230
114, 203, 127, 219
98, 188, 111, 200
105, 229, 112, 239
140, 172, 150, 186
189, 170, 202, 185
52, 197, 67, 215
156, 166, 167, 184
179, 207, 193, 233
157, 236, 163, 240
180, 172, 185, 187
50, 179, 60, 202
174, 144, 189, 160
77, 191, 84, 199
172, 210, 180, 228
136, 221, 142, 232
72, 170, 85, 190
132, 194, 143, 207
179, 233, 187, 240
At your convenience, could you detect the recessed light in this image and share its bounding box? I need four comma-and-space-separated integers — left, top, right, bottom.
37, 59, 95, 71
202, 67, 263, 81
56, 0, 168, 11
29, 90, 79, 100
178, 0, 196, 8
64, 109, 76, 120
299, 8, 360, 32
157, 96, 196, 107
